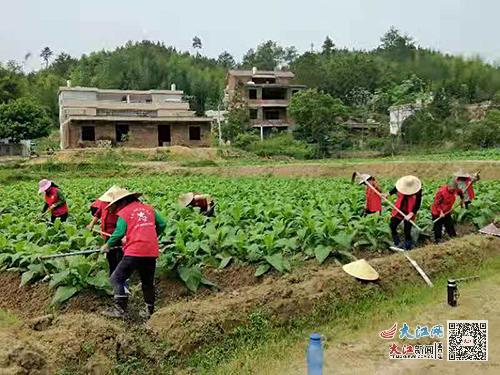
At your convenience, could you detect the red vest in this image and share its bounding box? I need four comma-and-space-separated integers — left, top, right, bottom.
392, 192, 417, 218
463, 177, 475, 200
44, 187, 68, 217
92, 200, 118, 239
431, 185, 459, 216
118, 201, 158, 257
365, 186, 382, 213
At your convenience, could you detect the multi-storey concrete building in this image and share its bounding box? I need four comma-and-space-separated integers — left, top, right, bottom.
225, 68, 306, 138
58, 86, 212, 149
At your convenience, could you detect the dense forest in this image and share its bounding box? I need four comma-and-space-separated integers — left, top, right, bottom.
1, 27, 500, 153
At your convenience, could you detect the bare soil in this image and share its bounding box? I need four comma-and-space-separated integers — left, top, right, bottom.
126, 159, 500, 180
276, 270, 500, 375
148, 235, 500, 353
0, 235, 498, 374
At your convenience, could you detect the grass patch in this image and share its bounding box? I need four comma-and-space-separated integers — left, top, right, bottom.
181, 255, 500, 374
0, 309, 19, 327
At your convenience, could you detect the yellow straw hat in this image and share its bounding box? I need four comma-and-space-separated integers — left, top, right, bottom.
395, 175, 422, 195
98, 185, 122, 203
106, 188, 142, 209
178, 192, 195, 207
342, 259, 379, 281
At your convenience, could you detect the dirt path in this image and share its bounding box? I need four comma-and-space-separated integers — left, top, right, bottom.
265, 272, 500, 375
132, 160, 500, 180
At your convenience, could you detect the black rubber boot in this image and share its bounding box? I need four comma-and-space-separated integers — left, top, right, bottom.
102, 296, 128, 318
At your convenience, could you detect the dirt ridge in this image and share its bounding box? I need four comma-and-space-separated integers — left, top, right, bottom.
148, 235, 500, 353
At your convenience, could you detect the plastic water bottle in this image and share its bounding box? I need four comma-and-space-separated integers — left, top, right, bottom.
307, 332, 323, 375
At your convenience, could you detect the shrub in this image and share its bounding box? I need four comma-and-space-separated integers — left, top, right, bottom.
463, 110, 500, 148
243, 133, 314, 159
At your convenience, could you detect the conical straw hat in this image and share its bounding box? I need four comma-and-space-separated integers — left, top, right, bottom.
479, 223, 500, 237
395, 175, 422, 195
453, 170, 471, 178
98, 185, 122, 203
178, 192, 195, 207
358, 173, 372, 185
106, 188, 142, 209
342, 259, 379, 281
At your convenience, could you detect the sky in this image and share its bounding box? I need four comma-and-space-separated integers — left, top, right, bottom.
1, 0, 499, 71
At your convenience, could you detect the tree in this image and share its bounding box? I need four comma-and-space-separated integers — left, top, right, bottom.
0, 97, 52, 142
192, 36, 203, 51
221, 91, 250, 142
378, 27, 415, 59
40, 47, 54, 69
289, 89, 347, 156
464, 109, 500, 148
0, 64, 27, 104
50, 52, 78, 77
242, 41, 296, 70
322, 36, 336, 55
217, 51, 236, 69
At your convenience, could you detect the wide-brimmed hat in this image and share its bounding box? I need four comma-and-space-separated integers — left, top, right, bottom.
342, 259, 379, 281
178, 192, 195, 207
479, 223, 500, 237
395, 175, 422, 195
106, 188, 142, 209
98, 185, 122, 203
38, 179, 52, 193
447, 179, 459, 189
453, 170, 471, 178
357, 173, 372, 185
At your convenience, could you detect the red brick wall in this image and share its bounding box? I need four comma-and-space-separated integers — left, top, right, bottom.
63, 121, 211, 148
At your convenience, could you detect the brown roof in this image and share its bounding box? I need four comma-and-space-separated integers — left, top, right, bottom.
228, 70, 295, 78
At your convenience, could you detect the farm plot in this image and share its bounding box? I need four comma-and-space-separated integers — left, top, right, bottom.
0, 176, 499, 305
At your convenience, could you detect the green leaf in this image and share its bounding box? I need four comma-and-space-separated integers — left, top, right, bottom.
51, 286, 78, 306
314, 245, 331, 265
255, 263, 271, 277
49, 270, 71, 289
333, 233, 353, 250
178, 266, 202, 292
86, 270, 111, 290
218, 256, 232, 269
264, 253, 284, 272
20, 270, 36, 286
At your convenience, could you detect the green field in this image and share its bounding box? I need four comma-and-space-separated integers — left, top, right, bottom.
1, 175, 499, 305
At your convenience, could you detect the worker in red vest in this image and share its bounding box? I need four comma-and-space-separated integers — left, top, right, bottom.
431, 180, 464, 243
454, 171, 480, 209
178, 192, 216, 217
100, 188, 166, 319
86, 186, 123, 275
388, 176, 422, 250
357, 174, 383, 215
38, 179, 69, 223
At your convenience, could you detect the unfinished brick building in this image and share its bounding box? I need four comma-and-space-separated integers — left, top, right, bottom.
59, 86, 212, 149
225, 68, 306, 139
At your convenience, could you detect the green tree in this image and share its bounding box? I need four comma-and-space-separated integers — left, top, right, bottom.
321, 36, 336, 55
217, 51, 236, 69
221, 91, 250, 142
464, 109, 500, 147
40, 47, 54, 69
0, 63, 27, 103
0, 97, 52, 142
289, 88, 347, 156
378, 27, 415, 56
50, 52, 78, 77
242, 41, 296, 70
192, 36, 203, 51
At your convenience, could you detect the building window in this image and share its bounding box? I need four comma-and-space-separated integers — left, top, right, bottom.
248, 89, 257, 99
116, 124, 129, 142
249, 109, 258, 119
189, 126, 201, 141
264, 110, 280, 120
81, 126, 95, 141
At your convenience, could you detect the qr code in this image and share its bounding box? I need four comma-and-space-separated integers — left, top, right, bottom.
447, 320, 488, 361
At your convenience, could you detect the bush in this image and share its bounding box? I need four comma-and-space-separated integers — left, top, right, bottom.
233, 133, 260, 149
463, 110, 500, 148
241, 133, 314, 159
